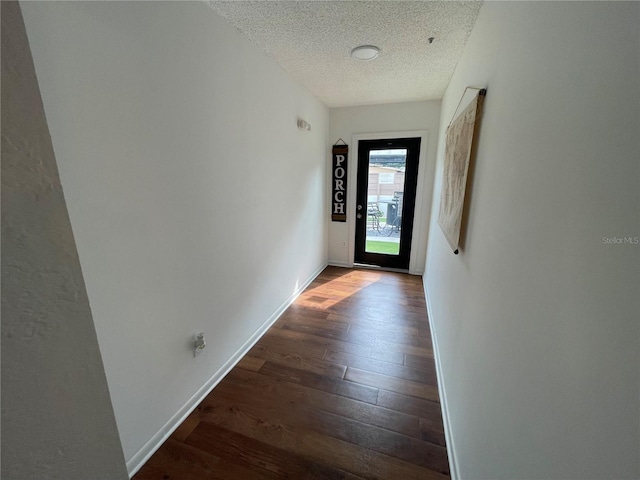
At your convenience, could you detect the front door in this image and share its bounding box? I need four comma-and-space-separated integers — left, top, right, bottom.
354, 137, 421, 270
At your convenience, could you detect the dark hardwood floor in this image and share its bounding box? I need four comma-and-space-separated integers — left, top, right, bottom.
134, 266, 449, 480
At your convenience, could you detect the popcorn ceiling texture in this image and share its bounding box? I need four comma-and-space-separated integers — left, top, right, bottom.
208, 1, 482, 107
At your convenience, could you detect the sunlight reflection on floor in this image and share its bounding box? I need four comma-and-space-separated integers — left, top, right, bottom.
296, 270, 382, 310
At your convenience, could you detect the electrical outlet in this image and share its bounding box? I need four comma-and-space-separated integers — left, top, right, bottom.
342, 241, 347, 248
194, 332, 206, 357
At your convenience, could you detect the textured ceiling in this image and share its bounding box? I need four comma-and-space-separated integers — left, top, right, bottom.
208, 1, 482, 107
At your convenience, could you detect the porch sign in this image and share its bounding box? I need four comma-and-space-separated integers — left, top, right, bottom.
332, 143, 348, 222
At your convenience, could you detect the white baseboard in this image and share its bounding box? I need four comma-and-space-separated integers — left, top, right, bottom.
327, 260, 351, 268
127, 262, 328, 477
330, 260, 423, 276
423, 278, 460, 480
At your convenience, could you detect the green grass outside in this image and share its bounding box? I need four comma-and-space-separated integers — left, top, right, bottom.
366, 240, 399, 255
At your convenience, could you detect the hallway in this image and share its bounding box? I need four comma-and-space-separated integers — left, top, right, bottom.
134, 267, 449, 479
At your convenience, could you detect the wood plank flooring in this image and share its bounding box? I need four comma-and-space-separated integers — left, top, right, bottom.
134, 267, 449, 480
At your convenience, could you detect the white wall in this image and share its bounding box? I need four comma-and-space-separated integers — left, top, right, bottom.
425, 2, 639, 479
1, 3, 128, 478
21, 1, 329, 472
329, 101, 441, 272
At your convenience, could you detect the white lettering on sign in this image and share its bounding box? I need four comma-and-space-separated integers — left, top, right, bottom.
332, 149, 348, 220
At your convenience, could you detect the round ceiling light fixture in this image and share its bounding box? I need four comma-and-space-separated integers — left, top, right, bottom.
350, 45, 380, 61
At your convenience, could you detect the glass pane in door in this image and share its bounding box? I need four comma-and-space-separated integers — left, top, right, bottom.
365, 149, 406, 255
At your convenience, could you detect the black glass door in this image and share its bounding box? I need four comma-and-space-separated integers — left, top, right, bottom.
354, 137, 421, 270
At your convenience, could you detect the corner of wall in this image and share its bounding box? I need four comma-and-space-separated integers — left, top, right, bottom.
1, 2, 128, 478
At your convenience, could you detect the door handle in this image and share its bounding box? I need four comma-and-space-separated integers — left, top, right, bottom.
356, 213, 362, 219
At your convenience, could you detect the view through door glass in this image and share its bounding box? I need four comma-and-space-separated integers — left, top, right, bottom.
365, 149, 407, 255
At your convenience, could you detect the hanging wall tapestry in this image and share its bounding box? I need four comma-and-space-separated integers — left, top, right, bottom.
438, 88, 486, 254
332, 140, 348, 222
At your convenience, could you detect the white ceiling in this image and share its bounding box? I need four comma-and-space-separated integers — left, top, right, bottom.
208, 1, 483, 108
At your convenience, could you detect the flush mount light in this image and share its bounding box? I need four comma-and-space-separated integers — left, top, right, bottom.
350, 45, 380, 61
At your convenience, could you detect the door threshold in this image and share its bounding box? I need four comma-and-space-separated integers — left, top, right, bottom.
353, 263, 410, 274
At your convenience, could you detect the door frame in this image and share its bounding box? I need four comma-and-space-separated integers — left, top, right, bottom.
347, 130, 430, 274
354, 137, 421, 270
